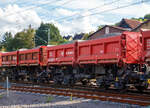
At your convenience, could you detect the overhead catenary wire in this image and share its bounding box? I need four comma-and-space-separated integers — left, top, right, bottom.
80, 0, 150, 19
4, 0, 59, 17
4, 0, 73, 17
5, 0, 74, 45
55, 0, 121, 21
88, 0, 121, 12
2, 0, 74, 41
4, 0, 146, 24
2, 0, 149, 22
41, 0, 75, 13
1, 0, 149, 39
56, 0, 150, 23
35, 35, 48, 44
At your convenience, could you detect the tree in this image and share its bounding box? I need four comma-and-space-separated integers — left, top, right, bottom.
12, 26, 35, 50
97, 25, 104, 30
114, 22, 120, 26
1, 32, 13, 51
0, 26, 35, 51
131, 17, 147, 22
82, 31, 94, 40
144, 13, 150, 19
35, 23, 65, 46
82, 33, 89, 40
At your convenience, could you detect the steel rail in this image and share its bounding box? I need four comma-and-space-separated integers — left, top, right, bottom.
0, 86, 150, 106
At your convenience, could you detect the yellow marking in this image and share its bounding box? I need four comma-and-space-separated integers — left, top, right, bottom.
70, 93, 72, 101
115, 77, 118, 81
148, 79, 150, 84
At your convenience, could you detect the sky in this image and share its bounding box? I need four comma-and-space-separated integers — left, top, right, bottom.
0, 0, 150, 37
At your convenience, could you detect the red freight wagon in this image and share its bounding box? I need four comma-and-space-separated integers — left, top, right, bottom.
18, 46, 47, 66
1, 51, 18, 66
47, 43, 76, 65
18, 48, 41, 66
141, 30, 150, 62
77, 32, 142, 64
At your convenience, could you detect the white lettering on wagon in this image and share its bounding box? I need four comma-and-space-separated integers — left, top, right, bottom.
100, 50, 103, 54
146, 51, 150, 57
66, 51, 73, 55
61, 52, 64, 56
3, 62, 9, 64
48, 58, 59, 62
49, 52, 53, 56
48, 58, 55, 62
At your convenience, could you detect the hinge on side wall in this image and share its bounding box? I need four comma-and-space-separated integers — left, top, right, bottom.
121, 34, 126, 58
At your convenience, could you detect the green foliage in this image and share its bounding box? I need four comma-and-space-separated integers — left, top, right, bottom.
131, 17, 148, 22
0, 26, 35, 51
46, 96, 53, 103
114, 22, 120, 26
97, 25, 104, 30
0, 23, 66, 51
130, 14, 150, 22
1, 46, 6, 52
114, 14, 150, 27
82, 33, 89, 40
1, 32, 13, 51
35, 23, 65, 46
12, 27, 35, 50
0, 94, 3, 99
82, 31, 94, 40
144, 13, 150, 19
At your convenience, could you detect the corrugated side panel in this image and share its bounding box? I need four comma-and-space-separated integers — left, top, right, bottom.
78, 36, 121, 64
47, 43, 75, 65
1, 51, 18, 66
18, 49, 40, 66
123, 32, 142, 64
141, 30, 150, 62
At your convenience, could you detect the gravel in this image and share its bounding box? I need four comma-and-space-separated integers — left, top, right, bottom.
0, 90, 147, 108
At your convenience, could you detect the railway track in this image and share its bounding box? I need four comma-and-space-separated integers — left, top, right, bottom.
0, 84, 150, 106
8, 81, 150, 96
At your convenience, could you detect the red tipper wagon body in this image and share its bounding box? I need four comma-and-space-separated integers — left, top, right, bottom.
18, 46, 47, 66
1, 51, 18, 67
18, 48, 40, 66
47, 43, 77, 65
141, 30, 150, 62
77, 32, 142, 64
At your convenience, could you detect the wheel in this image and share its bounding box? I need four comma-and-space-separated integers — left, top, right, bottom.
104, 84, 110, 90
135, 85, 148, 92
115, 82, 126, 89
81, 80, 88, 85
53, 78, 62, 85
98, 82, 110, 90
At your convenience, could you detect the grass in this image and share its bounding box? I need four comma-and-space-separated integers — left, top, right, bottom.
46, 96, 54, 103
0, 94, 3, 99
